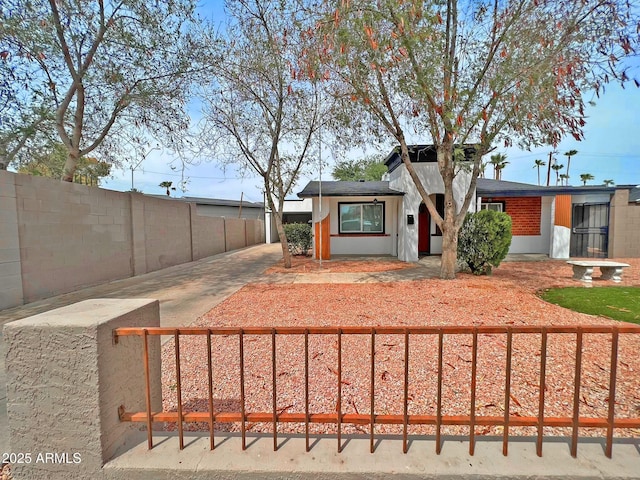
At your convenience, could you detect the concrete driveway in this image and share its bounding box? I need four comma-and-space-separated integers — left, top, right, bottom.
0, 243, 283, 454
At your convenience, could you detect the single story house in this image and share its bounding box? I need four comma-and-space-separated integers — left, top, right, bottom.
298, 145, 640, 261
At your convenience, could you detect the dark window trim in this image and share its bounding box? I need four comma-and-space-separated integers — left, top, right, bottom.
338, 201, 385, 234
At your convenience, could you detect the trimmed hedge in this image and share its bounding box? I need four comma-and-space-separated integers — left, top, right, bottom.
457, 210, 512, 275
283, 222, 312, 256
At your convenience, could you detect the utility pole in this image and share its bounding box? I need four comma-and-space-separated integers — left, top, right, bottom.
318, 111, 323, 268
546, 151, 553, 187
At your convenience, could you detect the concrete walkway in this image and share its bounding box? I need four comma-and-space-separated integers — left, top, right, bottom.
0, 244, 284, 455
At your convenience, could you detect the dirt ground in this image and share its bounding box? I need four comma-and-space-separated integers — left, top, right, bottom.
161, 257, 640, 438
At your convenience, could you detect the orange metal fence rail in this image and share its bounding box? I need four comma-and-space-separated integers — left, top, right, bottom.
113, 325, 640, 458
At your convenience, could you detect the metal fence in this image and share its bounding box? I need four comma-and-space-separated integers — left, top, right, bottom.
113, 325, 640, 458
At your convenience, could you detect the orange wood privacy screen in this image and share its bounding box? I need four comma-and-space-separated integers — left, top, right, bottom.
113, 325, 640, 458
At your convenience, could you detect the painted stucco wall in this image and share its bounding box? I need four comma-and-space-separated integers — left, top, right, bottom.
387, 163, 473, 261
329, 196, 399, 256
284, 198, 313, 213
4, 299, 161, 480
310, 196, 399, 257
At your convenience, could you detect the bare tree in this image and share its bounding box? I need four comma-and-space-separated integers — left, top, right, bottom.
199, 0, 323, 268
1, 0, 203, 180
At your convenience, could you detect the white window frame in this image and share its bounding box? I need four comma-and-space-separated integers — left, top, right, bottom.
480, 202, 504, 212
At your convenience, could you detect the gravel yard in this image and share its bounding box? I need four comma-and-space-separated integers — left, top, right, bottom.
161, 258, 640, 439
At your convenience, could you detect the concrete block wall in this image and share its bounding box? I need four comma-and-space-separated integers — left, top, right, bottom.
0, 172, 24, 307
3, 299, 162, 480
609, 189, 640, 258
141, 195, 192, 272
0, 171, 265, 310
191, 211, 226, 259
225, 217, 247, 252
14, 173, 134, 303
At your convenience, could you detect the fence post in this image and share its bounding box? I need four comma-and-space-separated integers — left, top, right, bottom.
3, 299, 161, 480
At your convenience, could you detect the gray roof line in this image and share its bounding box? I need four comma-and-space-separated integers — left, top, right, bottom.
298, 181, 405, 198
476, 178, 616, 197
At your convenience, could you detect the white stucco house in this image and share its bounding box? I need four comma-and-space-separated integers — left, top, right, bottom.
298, 145, 640, 261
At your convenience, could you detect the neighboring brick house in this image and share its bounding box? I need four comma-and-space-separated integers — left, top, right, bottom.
298, 145, 640, 261
476, 179, 640, 259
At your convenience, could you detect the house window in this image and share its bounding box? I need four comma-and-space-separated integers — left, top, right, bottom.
481, 202, 505, 212
339, 202, 384, 234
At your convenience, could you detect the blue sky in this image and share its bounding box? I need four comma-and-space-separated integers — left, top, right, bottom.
101, 3, 640, 201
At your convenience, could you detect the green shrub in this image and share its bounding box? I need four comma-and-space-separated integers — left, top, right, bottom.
283, 222, 312, 256
457, 210, 512, 275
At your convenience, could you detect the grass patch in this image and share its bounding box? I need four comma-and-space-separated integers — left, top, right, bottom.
540, 286, 640, 324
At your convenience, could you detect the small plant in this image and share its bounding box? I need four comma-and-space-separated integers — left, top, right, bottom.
457, 210, 512, 275
283, 222, 312, 256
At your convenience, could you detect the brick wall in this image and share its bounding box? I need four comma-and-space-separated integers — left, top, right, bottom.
490, 197, 542, 236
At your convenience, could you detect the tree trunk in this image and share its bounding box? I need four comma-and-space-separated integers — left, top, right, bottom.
62, 148, 79, 182
440, 217, 459, 280
438, 141, 458, 279
273, 210, 292, 268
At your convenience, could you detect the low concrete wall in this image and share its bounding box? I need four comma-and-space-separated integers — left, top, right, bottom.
3, 299, 161, 480
0, 171, 265, 310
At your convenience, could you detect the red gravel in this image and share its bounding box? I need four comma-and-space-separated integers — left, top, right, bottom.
161, 258, 640, 438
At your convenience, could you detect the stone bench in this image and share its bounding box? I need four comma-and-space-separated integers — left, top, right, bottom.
567, 261, 630, 283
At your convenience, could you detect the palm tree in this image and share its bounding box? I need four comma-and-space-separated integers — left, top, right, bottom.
603, 179, 615, 187
580, 173, 595, 186
559, 173, 569, 186
159, 181, 176, 196
551, 163, 564, 185
479, 161, 487, 178
564, 149, 578, 182
533, 159, 546, 185
489, 153, 508, 180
